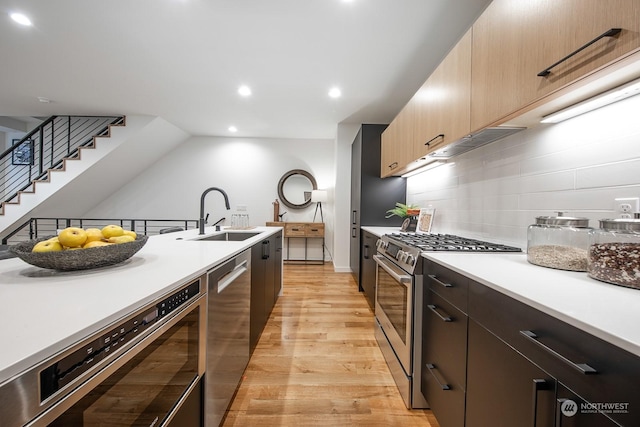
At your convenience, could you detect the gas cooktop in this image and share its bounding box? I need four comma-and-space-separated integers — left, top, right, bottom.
387, 233, 522, 252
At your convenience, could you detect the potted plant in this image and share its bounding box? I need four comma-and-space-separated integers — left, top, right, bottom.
386, 203, 420, 231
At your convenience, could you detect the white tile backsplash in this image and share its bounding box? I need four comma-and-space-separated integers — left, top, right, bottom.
407, 93, 640, 248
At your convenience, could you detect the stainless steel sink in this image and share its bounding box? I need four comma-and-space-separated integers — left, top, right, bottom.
196, 232, 261, 242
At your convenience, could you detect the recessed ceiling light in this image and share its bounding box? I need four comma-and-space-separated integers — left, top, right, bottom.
228, 126, 238, 133
238, 85, 251, 97
328, 87, 342, 98
37, 96, 51, 103
10, 12, 32, 26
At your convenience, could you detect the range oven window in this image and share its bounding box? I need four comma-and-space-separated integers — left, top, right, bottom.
377, 267, 408, 345
46, 306, 200, 427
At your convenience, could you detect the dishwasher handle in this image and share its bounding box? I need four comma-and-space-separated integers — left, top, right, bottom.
217, 260, 249, 293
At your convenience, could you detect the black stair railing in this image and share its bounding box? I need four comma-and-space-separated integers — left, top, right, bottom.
0, 115, 125, 208
2, 217, 199, 245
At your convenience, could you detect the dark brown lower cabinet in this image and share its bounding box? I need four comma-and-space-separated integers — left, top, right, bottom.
360, 230, 377, 310
421, 290, 467, 427
466, 319, 555, 427
250, 231, 282, 353
422, 258, 638, 427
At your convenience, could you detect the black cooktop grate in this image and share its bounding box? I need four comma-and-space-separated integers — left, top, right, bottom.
388, 233, 521, 252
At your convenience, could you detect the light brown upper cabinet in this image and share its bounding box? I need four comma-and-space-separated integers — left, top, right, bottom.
414, 29, 472, 159
471, 0, 640, 131
380, 100, 416, 178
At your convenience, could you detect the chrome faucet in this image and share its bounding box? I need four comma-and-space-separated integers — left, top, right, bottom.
199, 187, 231, 234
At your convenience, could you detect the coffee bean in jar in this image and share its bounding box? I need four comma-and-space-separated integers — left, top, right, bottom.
587, 218, 640, 289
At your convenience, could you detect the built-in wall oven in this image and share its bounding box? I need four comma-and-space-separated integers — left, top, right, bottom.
373, 232, 522, 409
0, 275, 207, 427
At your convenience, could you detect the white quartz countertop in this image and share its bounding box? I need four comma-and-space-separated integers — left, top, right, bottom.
424, 252, 640, 358
0, 226, 281, 384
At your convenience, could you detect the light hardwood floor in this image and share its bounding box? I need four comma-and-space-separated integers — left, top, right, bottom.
222, 263, 439, 426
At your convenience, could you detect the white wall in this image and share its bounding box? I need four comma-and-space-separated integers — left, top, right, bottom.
85, 135, 336, 260
406, 92, 640, 249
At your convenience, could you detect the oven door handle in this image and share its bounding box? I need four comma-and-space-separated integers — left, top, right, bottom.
373, 254, 412, 284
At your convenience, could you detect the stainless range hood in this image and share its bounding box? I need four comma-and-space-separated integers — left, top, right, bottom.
426, 126, 525, 159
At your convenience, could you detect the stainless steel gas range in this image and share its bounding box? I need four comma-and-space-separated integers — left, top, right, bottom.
373, 232, 521, 409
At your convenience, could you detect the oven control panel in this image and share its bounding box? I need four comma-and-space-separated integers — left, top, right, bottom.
39, 279, 201, 402
376, 237, 421, 274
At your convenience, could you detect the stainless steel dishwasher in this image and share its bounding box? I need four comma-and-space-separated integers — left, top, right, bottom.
205, 249, 251, 427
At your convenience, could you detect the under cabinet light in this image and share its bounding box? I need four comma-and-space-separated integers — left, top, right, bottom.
401, 160, 446, 178
541, 78, 640, 123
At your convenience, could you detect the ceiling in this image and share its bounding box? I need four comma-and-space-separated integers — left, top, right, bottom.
0, 0, 492, 139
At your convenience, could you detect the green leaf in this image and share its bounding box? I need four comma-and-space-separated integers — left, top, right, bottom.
385, 202, 419, 218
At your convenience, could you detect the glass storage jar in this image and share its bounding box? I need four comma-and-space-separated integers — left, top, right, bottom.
588, 218, 640, 289
527, 215, 592, 271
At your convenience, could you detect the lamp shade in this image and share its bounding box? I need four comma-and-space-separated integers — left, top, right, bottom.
311, 190, 328, 203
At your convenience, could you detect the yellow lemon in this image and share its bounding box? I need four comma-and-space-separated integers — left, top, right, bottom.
32, 240, 63, 253
101, 225, 124, 238
85, 228, 105, 243
123, 230, 137, 239
108, 235, 135, 244
83, 240, 112, 249
58, 227, 88, 248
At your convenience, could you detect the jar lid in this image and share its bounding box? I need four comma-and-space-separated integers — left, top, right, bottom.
535, 216, 590, 227
598, 218, 640, 231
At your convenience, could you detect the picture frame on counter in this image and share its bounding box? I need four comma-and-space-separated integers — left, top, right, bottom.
416, 208, 435, 234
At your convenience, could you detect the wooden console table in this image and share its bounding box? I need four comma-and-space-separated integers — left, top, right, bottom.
266, 222, 324, 264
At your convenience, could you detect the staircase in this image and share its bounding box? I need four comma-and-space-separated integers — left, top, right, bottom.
0, 115, 191, 240
1, 116, 125, 213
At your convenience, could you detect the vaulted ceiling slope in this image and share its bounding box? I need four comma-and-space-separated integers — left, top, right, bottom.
0, 0, 492, 139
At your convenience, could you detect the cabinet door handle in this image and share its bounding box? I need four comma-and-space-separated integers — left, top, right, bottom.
262, 240, 270, 259
520, 330, 597, 374
537, 28, 621, 77
531, 379, 550, 427
388, 162, 398, 169
352, 227, 357, 238
427, 304, 452, 322
363, 244, 370, 259
425, 363, 451, 390
424, 133, 444, 147
352, 210, 357, 224
428, 274, 453, 288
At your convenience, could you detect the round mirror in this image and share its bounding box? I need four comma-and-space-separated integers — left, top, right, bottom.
277, 169, 317, 209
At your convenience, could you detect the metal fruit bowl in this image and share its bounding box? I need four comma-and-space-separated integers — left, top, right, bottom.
9, 235, 148, 271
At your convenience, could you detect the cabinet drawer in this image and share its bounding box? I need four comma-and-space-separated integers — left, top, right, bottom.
424, 259, 468, 313
422, 292, 467, 398
284, 223, 307, 237
305, 223, 324, 237
468, 280, 640, 427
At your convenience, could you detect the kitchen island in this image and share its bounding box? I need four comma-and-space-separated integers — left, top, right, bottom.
0, 226, 282, 385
